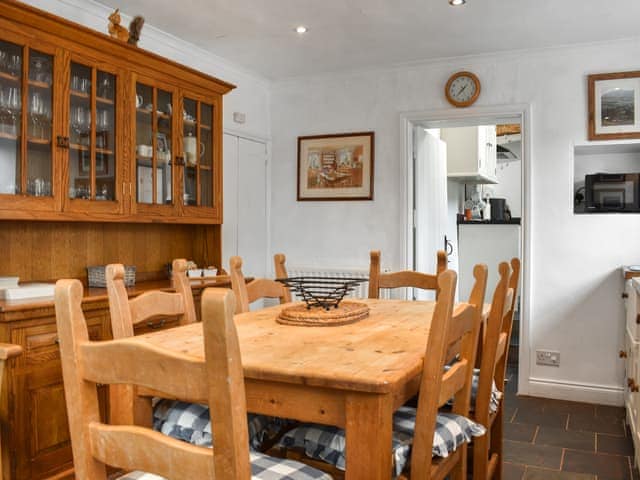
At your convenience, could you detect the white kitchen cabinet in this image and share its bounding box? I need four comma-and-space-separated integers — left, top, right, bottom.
441, 125, 498, 184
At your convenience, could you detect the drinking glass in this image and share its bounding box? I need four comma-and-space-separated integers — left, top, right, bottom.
29, 92, 43, 138
0, 51, 8, 73
7, 54, 21, 77
7, 87, 21, 136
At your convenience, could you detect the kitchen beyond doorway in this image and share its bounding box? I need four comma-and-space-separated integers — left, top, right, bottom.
400, 104, 531, 395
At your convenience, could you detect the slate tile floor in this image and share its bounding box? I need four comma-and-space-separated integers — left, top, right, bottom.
502, 368, 638, 480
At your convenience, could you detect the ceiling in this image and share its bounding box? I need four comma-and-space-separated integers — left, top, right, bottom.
99, 0, 640, 79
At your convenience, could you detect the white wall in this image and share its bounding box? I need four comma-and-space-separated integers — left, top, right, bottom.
21, 0, 271, 141
271, 38, 640, 404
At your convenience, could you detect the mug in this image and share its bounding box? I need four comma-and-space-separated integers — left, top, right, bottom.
135, 94, 144, 108
136, 144, 152, 157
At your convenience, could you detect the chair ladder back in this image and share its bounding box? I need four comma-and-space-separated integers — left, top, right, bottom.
474, 262, 511, 426
55, 279, 110, 479
56, 279, 245, 480
494, 258, 521, 391
201, 288, 253, 479
274, 253, 292, 303
106, 260, 196, 426
230, 256, 289, 314
368, 250, 447, 299
410, 269, 457, 478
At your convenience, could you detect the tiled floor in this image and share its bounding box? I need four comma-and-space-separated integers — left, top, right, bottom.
502, 368, 638, 480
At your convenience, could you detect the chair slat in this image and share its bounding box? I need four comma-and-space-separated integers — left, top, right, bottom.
129, 291, 186, 325
80, 341, 208, 401
378, 271, 438, 291
89, 423, 214, 480
246, 278, 288, 301
437, 359, 468, 407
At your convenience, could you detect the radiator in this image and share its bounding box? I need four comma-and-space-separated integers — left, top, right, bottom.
285, 266, 390, 300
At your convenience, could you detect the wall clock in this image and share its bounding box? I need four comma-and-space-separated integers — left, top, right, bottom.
445, 71, 481, 107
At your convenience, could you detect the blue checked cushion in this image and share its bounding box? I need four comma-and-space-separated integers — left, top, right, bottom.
443, 367, 503, 415
277, 406, 485, 477
152, 400, 288, 451
117, 451, 332, 480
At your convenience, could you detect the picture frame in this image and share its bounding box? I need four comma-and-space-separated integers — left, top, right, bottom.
588, 71, 640, 140
156, 132, 169, 153
297, 131, 374, 201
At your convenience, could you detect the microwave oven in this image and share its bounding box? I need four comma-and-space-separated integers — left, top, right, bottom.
585, 173, 640, 212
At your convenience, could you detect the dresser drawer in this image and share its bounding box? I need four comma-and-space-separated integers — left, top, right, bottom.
11, 317, 103, 367
132, 315, 180, 335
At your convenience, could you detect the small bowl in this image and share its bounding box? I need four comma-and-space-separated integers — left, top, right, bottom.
187, 269, 203, 278
203, 268, 217, 277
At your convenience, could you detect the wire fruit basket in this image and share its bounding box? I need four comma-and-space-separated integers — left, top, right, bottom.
277, 276, 365, 310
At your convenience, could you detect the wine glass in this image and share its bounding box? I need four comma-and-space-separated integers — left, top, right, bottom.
29, 92, 43, 138
7, 54, 21, 77
7, 87, 21, 136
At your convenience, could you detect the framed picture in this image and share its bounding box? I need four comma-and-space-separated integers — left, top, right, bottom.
79, 152, 108, 176
297, 132, 374, 201
156, 132, 169, 153
589, 71, 640, 140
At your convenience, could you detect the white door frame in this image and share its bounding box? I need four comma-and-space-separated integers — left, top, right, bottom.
399, 103, 533, 396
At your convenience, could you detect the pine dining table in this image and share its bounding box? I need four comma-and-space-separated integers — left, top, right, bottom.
128, 298, 483, 480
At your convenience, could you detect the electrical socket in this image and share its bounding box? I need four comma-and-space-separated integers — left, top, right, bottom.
536, 350, 560, 367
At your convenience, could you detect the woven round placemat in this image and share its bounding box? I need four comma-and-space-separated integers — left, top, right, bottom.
277, 300, 370, 327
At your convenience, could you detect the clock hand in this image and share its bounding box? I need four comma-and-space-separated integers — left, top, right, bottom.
457, 84, 467, 96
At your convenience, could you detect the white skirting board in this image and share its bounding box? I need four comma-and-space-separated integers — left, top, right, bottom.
525, 376, 624, 406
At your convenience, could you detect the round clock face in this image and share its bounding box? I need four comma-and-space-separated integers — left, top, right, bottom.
445, 72, 481, 107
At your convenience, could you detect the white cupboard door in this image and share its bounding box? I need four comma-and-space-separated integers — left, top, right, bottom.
222, 133, 239, 271
414, 128, 448, 301
237, 138, 268, 281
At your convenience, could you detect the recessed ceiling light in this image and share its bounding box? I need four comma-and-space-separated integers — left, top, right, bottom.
449, 0, 466, 5
295, 26, 308, 34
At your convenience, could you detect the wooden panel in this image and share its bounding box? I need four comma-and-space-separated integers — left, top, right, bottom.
0, 220, 221, 282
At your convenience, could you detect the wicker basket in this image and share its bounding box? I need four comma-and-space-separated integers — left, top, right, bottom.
87, 265, 136, 287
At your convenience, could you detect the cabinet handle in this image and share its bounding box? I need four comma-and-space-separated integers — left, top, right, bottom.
620, 350, 628, 358
146, 318, 166, 329
54, 337, 59, 345
175, 156, 185, 166
629, 377, 635, 387
630, 379, 640, 392
56, 136, 70, 149
623, 292, 629, 299
636, 314, 640, 325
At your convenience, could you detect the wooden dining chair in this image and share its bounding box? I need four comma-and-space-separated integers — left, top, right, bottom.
55, 280, 333, 480
480, 257, 521, 480
106, 259, 196, 427
368, 249, 447, 299
276, 269, 487, 480
469, 261, 513, 480
230, 255, 291, 314
0, 343, 21, 475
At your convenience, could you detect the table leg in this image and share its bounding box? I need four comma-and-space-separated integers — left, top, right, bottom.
344, 392, 393, 480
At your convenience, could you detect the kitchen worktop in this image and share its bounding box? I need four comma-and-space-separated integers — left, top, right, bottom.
457, 217, 521, 225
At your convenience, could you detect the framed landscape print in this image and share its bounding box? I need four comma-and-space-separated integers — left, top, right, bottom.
589, 71, 640, 140
297, 132, 374, 201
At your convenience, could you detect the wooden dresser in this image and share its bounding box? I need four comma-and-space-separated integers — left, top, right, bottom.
0, 1, 235, 478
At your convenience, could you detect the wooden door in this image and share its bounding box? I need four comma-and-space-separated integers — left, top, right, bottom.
179, 91, 222, 223
61, 54, 125, 216
0, 31, 59, 216
131, 74, 180, 218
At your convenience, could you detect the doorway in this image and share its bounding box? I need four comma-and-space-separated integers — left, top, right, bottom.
401, 105, 531, 395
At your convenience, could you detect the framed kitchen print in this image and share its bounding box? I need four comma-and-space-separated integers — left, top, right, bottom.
589, 71, 640, 140
297, 131, 374, 201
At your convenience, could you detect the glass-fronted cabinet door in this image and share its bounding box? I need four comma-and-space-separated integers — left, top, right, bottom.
132, 76, 178, 217
63, 57, 123, 215
181, 93, 221, 221
0, 35, 57, 212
